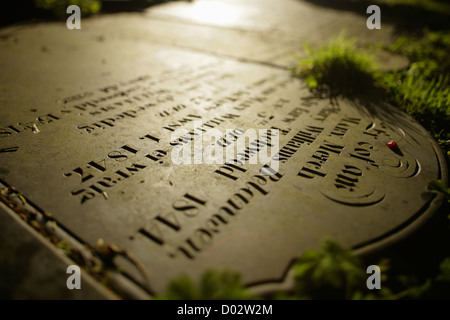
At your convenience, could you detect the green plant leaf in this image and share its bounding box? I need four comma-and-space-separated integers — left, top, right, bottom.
293, 238, 366, 299
156, 269, 255, 300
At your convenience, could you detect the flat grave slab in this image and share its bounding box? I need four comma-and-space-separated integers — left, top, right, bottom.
0, 1, 445, 297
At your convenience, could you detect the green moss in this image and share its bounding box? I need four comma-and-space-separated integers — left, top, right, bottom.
155, 269, 256, 300
381, 31, 450, 147
34, 0, 102, 18
375, 0, 450, 15
292, 33, 378, 97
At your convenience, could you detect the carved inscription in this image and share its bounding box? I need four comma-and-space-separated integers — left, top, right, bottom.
0, 54, 438, 289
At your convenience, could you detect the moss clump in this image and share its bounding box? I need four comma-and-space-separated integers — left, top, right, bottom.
292, 33, 378, 97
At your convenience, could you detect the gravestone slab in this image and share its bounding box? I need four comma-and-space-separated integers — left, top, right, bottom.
0, 2, 446, 297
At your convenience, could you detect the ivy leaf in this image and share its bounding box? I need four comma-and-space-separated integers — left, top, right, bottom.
156, 269, 255, 300
156, 276, 198, 300
293, 238, 366, 299
437, 257, 450, 282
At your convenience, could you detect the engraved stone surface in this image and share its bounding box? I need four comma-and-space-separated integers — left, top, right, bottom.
0, 1, 445, 296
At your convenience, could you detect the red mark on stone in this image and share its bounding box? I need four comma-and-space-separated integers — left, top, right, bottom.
387, 140, 402, 155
